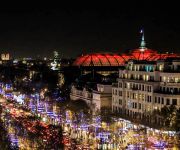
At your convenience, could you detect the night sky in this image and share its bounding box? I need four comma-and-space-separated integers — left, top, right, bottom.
0, 4, 180, 58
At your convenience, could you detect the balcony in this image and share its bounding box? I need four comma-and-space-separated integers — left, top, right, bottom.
154, 90, 180, 95
121, 77, 156, 83
163, 69, 180, 73
160, 82, 180, 86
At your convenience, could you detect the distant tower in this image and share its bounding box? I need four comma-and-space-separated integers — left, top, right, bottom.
51, 50, 61, 70
139, 29, 146, 50
54, 51, 60, 62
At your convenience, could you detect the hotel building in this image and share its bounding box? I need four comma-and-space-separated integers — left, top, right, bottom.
112, 32, 180, 117
112, 58, 180, 115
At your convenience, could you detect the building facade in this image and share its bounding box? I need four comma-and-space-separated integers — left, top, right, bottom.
1, 53, 10, 60
112, 58, 180, 118
70, 83, 112, 111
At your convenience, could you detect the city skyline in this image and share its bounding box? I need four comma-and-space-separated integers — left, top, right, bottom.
0, 6, 180, 58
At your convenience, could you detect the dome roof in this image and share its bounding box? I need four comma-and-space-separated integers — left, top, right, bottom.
73, 30, 180, 66
130, 48, 180, 61
73, 53, 128, 66
131, 48, 158, 60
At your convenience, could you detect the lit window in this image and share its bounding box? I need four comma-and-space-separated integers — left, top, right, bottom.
175, 78, 179, 83
127, 83, 130, 89
137, 65, 140, 71
143, 75, 146, 81
142, 94, 145, 101
135, 94, 138, 100
146, 75, 149, 81
163, 76, 166, 82
159, 65, 163, 71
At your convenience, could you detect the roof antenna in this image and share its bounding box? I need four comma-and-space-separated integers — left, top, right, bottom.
139, 29, 146, 50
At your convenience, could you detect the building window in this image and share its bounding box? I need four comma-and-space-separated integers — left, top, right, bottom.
119, 82, 122, 88
135, 84, 138, 89
160, 87, 162, 92
146, 75, 149, 81
159, 65, 163, 71
124, 83, 127, 88
161, 98, 164, 104
131, 93, 133, 99
142, 85, 144, 91
135, 103, 137, 109
149, 86, 152, 92
147, 96, 151, 102
174, 88, 178, 93
163, 87, 165, 92
155, 97, 157, 103
166, 99, 170, 105
133, 93, 135, 99
140, 75, 143, 80
134, 65, 137, 71
158, 97, 160, 104
119, 99, 122, 105
149, 96, 151, 102
142, 94, 145, 101
135, 93, 138, 100
172, 99, 177, 105
127, 92, 129, 98
119, 91, 122, 96
163, 76, 166, 82
147, 96, 149, 102
127, 83, 130, 89
139, 103, 141, 109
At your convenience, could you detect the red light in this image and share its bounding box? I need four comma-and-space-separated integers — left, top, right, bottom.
73, 50, 180, 66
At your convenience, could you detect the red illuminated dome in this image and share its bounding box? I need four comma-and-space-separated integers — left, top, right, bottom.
131, 48, 158, 60
74, 30, 180, 66
73, 53, 128, 66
